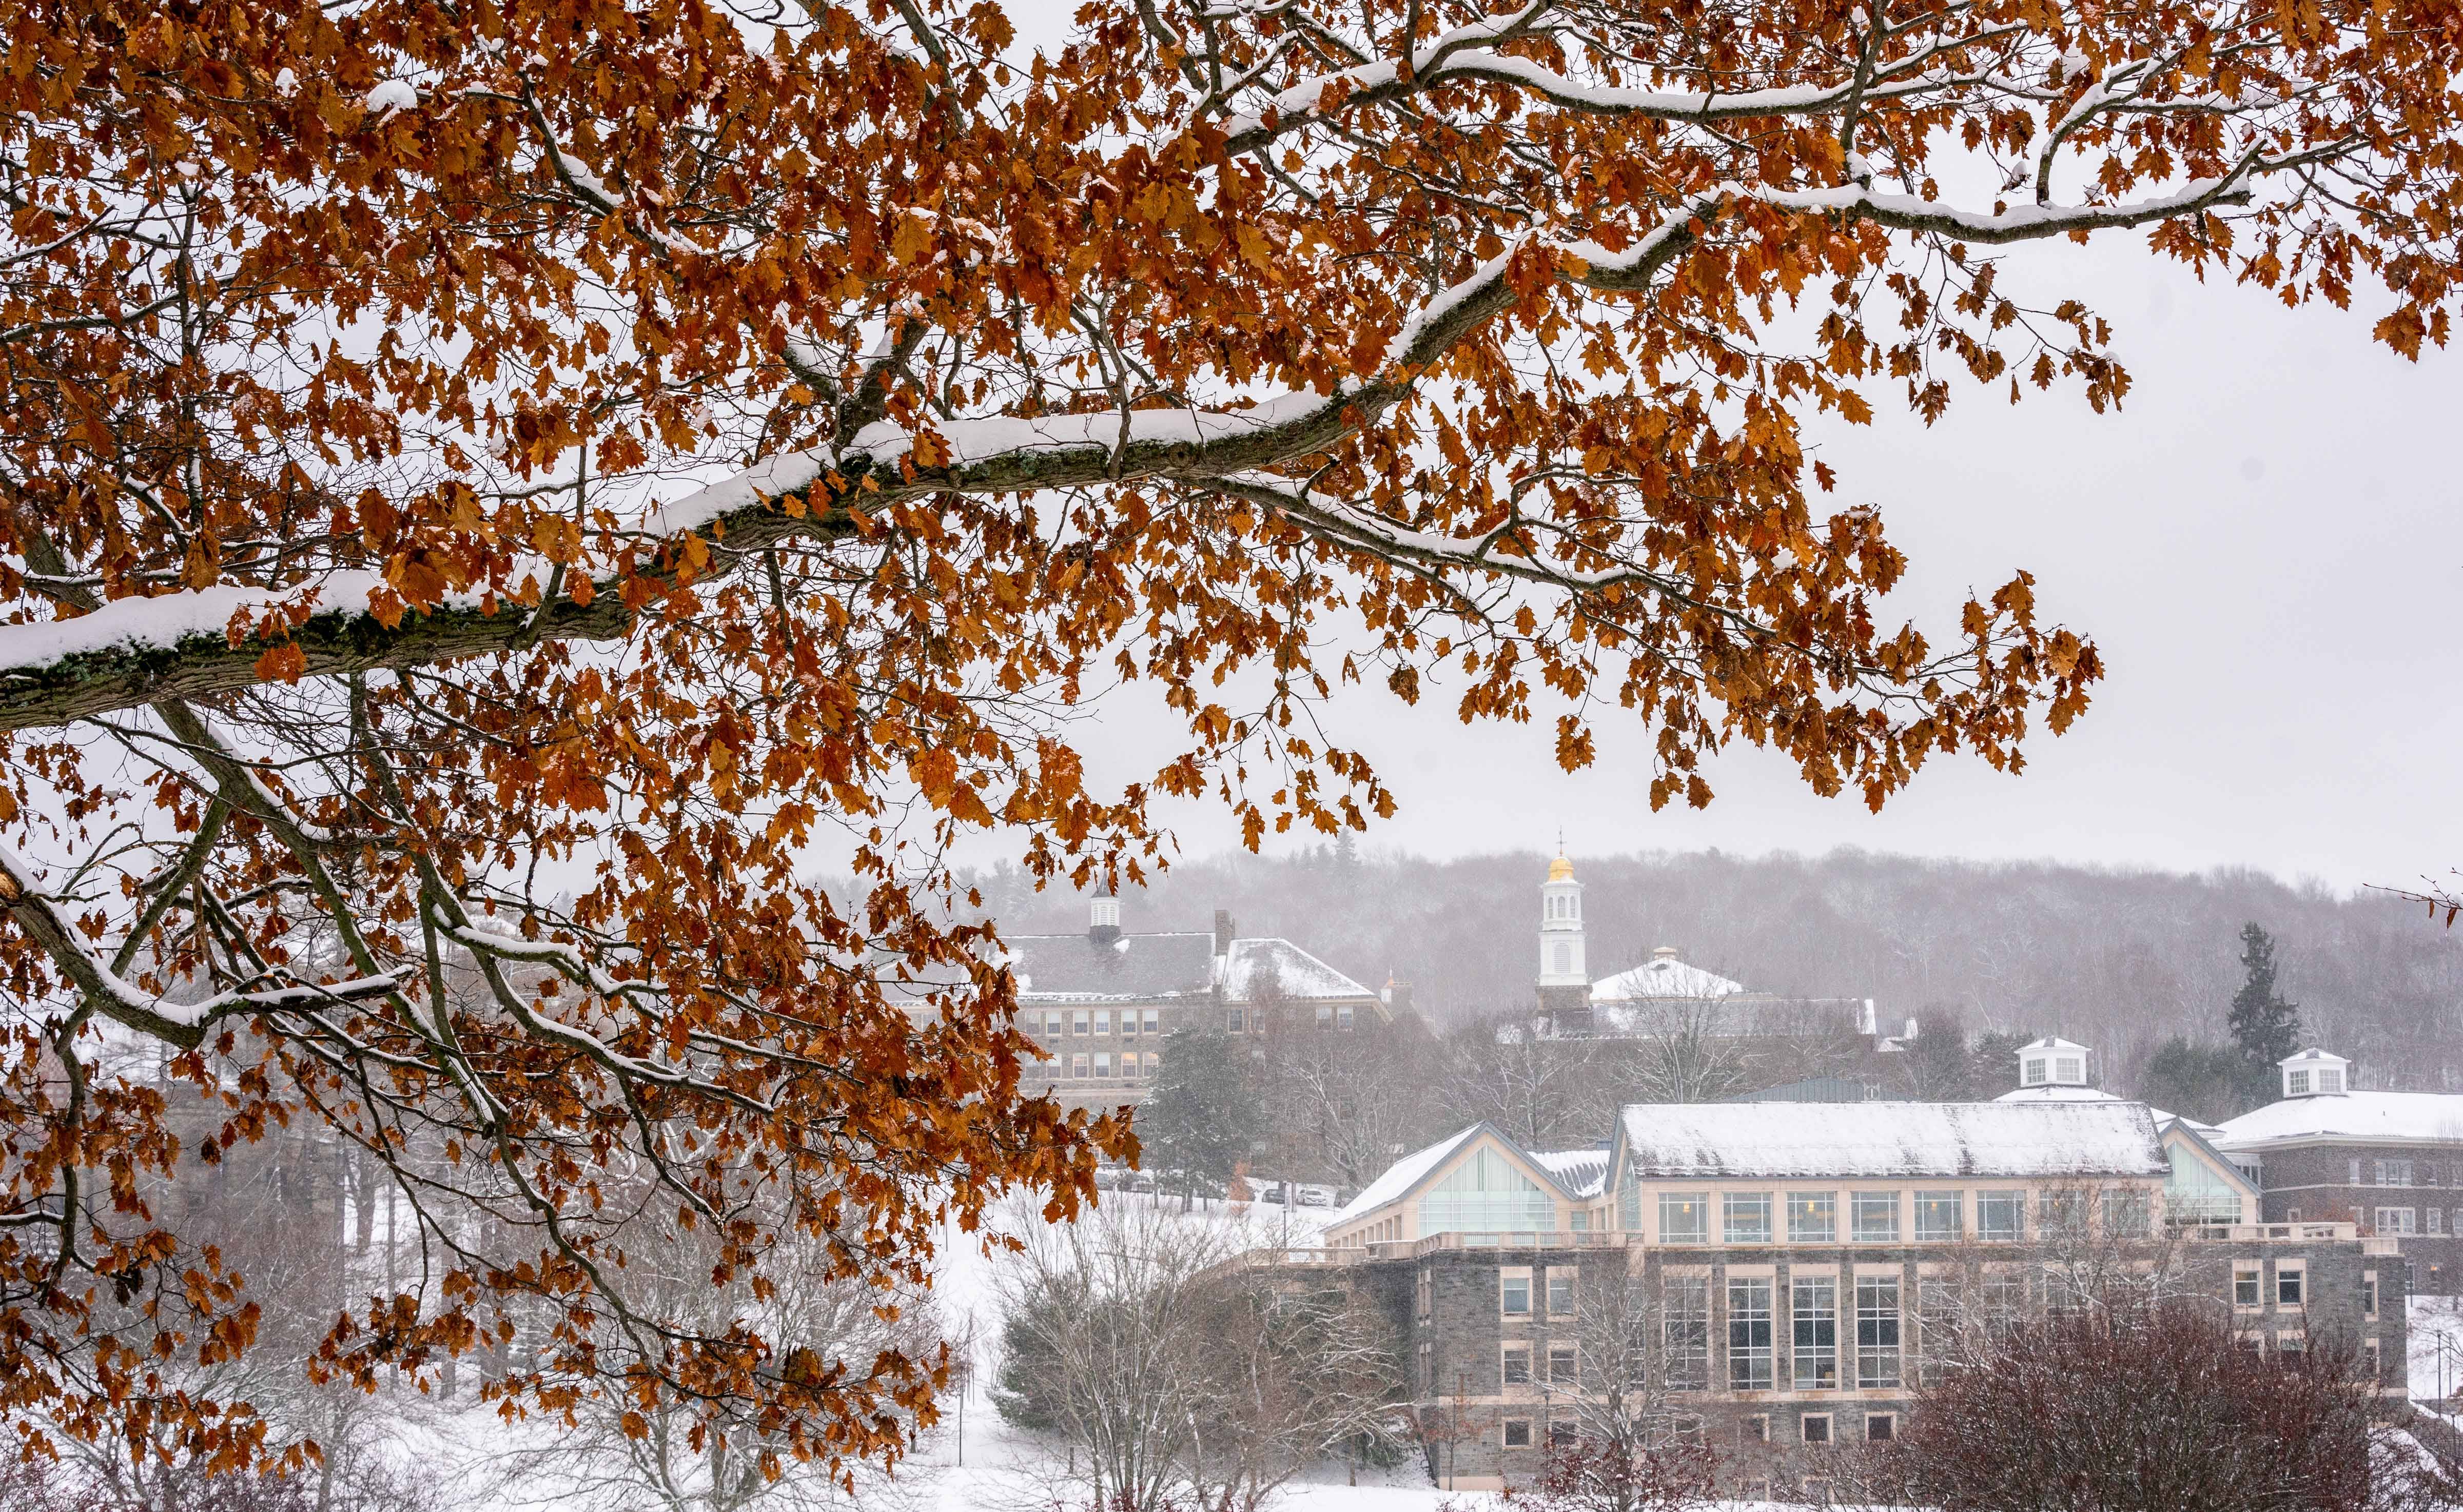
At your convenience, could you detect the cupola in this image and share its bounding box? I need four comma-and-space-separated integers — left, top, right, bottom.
2278, 1046, 2350, 1098
1088, 893, 1122, 945
2016, 1036, 2093, 1089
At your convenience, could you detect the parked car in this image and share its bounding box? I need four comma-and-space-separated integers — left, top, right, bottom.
1296, 1184, 1334, 1207
1255, 1182, 1286, 1204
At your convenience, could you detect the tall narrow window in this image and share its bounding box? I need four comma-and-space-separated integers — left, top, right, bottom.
1142, 1009, 1160, 1034
1981, 1270, 2026, 1338
1663, 1275, 1709, 1391
1915, 1275, 1959, 1386
1093, 1009, 1112, 1034
2104, 1189, 2152, 1239
1855, 1277, 1902, 1388
1500, 1269, 1532, 1317
1546, 1270, 1574, 1318
1727, 1279, 1774, 1391
1792, 1276, 1839, 1390
1975, 1191, 2023, 1241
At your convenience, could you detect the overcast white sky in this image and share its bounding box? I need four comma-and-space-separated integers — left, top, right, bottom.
991, 5, 2463, 895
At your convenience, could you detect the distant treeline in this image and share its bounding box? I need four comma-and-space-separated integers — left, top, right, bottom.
960, 846, 2463, 1098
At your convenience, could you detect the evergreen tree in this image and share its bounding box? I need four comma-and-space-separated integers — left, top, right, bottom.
2140, 1036, 2253, 1124
1967, 1029, 2038, 1099
1140, 1030, 1261, 1201
2226, 923, 2301, 1104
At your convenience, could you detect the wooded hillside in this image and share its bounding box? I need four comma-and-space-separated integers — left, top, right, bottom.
968, 848, 2463, 1094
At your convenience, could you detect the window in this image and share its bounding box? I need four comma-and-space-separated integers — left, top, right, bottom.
2276, 1331, 2305, 1354
1728, 1279, 1774, 1391
1142, 1008, 1159, 1034
1423, 1148, 1557, 1235
1851, 1192, 1899, 1242
2429, 1163, 2446, 1187
2364, 1272, 2380, 1320
1548, 1345, 1578, 1385
1502, 1419, 1532, 1449
2432, 1208, 2448, 1236
1855, 1277, 1902, 1389
1663, 1275, 1709, 1390
2320, 1069, 2344, 1092
1792, 1276, 1839, 1390
2366, 1338, 2383, 1377
1501, 1269, 1532, 1317
1502, 1346, 1531, 1385
2353, 1158, 2367, 1185
2056, 1056, 2084, 1082
1226, 1008, 1245, 1033
1570, 1210, 1589, 1232
1724, 1192, 1773, 1244
1120, 1012, 1137, 1038
1741, 1415, 1770, 1445
1801, 1414, 1833, 1445
1788, 1192, 1838, 1243
1072, 1010, 1090, 1036
2234, 1266, 2262, 1309
1315, 1004, 1334, 1029
1548, 1419, 1578, 1450
1915, 1275, 1958, 1386
1071, 1053, 1089, 1079
1045, 1011, 1065, 1038
1336, 1004, 1355, 1031
1915, 1192, 1963, 1241
2039, 1190, 2088, 1237
1094, 1052, 1111, 1078
2377, 1207, 2419, 1235
1866, 1413, 1897, 1442
1981, 1270, 2026, 1338
2024, 1057, 2047, 1085
2104, 1189, 2152, 1239
1659, 1192, 1709, 1243
1094, 1009, 1112, 1034
2378, 1160, 2415, 1187
2277, 1264, 2304, 1308
1546, 1270, 1575, 1318
1975, 1191, 2023, 1241
2288, 1069, 2312, 1095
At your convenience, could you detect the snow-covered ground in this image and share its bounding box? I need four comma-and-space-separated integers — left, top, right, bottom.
2413, 1294, 2463, 1409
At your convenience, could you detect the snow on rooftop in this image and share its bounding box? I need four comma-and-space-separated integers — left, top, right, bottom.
1221, 936, 1373, 1001
1619, 1100, 2166, 1180
1590, 953, 1745, 1003
1332, 1127, 1479, 1225
1532, 1149, 1610, 1198
2213, 1091, 2463, 1151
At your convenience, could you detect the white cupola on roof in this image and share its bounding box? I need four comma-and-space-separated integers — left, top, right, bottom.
1088, 893, 1122, 945
2278, 1047, 2350, 1098
2017, 1036, 2093, 1089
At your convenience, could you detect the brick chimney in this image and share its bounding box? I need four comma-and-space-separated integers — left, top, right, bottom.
1213, 909, 1237, 957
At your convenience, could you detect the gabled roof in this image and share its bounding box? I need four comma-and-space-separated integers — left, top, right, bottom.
1617, 1100, 2166, 1180
2211, 1090, 2463, 1151
2161, 1116, 2261, 1199
2019, 1036, 2094, 1056
1590, 953, 1745, 1003
1008, 931, 1217, 1001
1532, 1148, 1611, 1198
1221, 936, 1375, 1002
1330, 1123, 1592, 1226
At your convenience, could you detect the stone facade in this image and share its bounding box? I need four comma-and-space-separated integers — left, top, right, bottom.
2245, 1140, 2463, 1295
1297, 1229, 2409, 1498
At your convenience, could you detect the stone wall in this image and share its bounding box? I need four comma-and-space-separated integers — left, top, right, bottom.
2256, 1141, 2463, 1295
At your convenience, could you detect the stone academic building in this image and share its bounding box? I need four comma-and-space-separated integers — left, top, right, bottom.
1277, 1056, 2408, 1499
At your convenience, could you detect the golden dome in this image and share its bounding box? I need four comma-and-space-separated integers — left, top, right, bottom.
1548, 853, 1575, 882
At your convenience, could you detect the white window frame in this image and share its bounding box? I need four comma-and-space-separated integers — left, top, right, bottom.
2276, 1261, 2305, 1309
2377, 1207, 2419, 1235
1500, 1267, 1533, 1318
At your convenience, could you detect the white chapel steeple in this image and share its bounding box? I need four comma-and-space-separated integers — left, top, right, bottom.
1538, 845, 1587, 989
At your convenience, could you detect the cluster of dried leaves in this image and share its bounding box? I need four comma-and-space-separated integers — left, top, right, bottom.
1, 0, 2458, 1482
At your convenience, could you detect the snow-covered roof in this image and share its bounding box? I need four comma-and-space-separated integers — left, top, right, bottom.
1617, 1100, 2166, 1180
1332, 1127, 1480, 1225
1532, 1149, 1611, 1198
1994, 1084, 2211, 1136
1220, 937, 1375, 1002
2212, 1091, 2463, 1151
2280, 1046, 2351, 1068
2019, 1036, 2093, 1055
1007, 931, 1218, 1001
1590, 953, 1746, 1003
